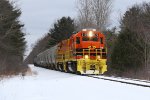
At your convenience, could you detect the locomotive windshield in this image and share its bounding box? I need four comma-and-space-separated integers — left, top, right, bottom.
82, 32, 99, 41
82, 37, 98, 41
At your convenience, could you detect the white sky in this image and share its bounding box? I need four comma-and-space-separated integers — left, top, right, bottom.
14, 0, 150, 56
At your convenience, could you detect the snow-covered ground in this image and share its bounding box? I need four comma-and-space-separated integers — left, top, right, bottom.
0, 65, 150, 100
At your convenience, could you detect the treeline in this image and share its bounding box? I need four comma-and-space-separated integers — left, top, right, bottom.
0, 0, 27, 76
25, 17, 76, 64
76, 0, 112, 31
110, 2, 150, 79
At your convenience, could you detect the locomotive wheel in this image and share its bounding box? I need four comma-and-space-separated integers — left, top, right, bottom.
56, 63, 60, 71
52, 64, 55, 70
62, 64, 65, 72
59, 64, 63, 72
49, 64, 53, 70
52, 64, 56, 70
76, 71, 81, 75
66, 61, 77, 73
72, 62, 77, 74
66, 62, 71, 73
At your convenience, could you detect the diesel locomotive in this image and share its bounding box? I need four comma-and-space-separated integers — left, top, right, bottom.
34, 29, 107, 74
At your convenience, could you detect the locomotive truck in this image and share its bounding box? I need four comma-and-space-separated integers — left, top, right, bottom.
34, 29, 107, 74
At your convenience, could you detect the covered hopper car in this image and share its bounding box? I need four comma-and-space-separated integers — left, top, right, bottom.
34, 29, 107, 74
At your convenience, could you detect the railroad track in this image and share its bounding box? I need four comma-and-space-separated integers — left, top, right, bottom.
108, 76, 150, 84
87, 75, 150, 88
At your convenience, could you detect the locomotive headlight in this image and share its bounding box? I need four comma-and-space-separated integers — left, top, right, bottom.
84, 55, 89, 59
97, 55, 101, 59
88, 31, 93, 37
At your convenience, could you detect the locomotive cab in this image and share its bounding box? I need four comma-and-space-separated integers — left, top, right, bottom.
71, 29, 107, 60
68, 29, 107, 74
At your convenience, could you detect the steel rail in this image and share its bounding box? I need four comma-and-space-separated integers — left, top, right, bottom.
103, 76, 150, 84
87, 75, 150, 88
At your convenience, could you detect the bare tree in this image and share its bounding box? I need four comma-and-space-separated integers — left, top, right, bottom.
76, 0, 113, 31
141, 3, 150, 73
92, 0, 112, 31
76, 0, 94, 30
24, 34, 51, 64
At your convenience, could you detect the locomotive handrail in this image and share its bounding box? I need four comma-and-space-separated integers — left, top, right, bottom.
75, 51, 106, 53
57, 48, 106, 60
82, 48, 106, 59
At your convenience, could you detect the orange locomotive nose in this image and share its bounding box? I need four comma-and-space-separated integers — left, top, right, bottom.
88, 46, 96, 50
78, 41, 101, 49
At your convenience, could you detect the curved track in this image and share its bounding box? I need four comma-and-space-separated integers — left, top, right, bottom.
87, 75, 150, 88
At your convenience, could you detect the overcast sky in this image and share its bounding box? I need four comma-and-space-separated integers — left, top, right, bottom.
15, 0, 150, 56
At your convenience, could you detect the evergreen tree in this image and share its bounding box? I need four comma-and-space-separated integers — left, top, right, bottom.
103, 28, 118, 72
111, 29, 143, 72
48, 17, 75, 46
0, 0, 26, 75
111, 2, 150, 77
25, 17, 75, 64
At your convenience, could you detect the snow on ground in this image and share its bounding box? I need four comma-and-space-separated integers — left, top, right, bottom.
0, 65, 150, 100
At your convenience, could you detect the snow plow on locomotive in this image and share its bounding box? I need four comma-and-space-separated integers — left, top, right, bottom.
34, 29, 107, 74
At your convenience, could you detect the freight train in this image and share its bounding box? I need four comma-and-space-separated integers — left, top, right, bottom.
34, 29, 107, 74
